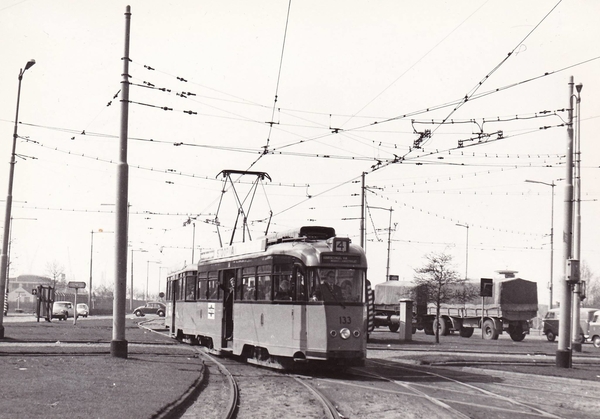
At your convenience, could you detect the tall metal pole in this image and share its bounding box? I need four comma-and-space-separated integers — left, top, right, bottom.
130, 248, 134, 311
456, 223, 469, 281
146, 260, 150, 301
129, 248, 147, 310
89, 231, 94, 310
360, 172, 366, 250
572, 83, 583, 353
146, 260, 160, 301
385, 207, 392, 281
191, 222, 196, 264
111, 5, 131, 359
550, 183, 555, 309
556, 76, 575, 368
0, 59, 36, 338
525, 179, 556, 309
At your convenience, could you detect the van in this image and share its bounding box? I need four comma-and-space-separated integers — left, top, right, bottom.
588, 311, 600, 348
543, 307, 599, 342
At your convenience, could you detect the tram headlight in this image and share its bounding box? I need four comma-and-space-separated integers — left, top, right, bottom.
340, 328, 351, 340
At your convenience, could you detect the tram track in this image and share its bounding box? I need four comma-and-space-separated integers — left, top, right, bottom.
366, 359, 560, 418
147, 340, 343, 418
362, 358, 598, 418
139, 320, 600, 418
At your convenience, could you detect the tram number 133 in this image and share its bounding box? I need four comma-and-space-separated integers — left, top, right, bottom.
339, 316, 352, 325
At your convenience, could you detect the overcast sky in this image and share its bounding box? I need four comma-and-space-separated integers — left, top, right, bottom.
1, 0, 598, 306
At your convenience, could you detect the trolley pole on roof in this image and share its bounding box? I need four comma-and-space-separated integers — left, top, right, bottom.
111, 5, 131, 359
556, 76, 575, 368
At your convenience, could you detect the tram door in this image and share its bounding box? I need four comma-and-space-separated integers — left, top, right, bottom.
222, 269, 237, 347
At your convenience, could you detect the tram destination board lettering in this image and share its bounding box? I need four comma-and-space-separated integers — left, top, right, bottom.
321, 254, 361, 264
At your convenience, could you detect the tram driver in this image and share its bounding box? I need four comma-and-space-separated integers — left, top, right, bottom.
312, 270, 343, 302
275, 279, 292, 300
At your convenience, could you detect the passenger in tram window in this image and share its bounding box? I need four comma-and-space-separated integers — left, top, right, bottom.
244, 278, 256, 301
275, 279, 292, 300
341, 280, 355, 302
257, 275, 271, 301
208, 280, 219, 300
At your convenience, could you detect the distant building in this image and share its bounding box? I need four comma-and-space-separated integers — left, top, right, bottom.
6, 274, 52, 312
5, 274, 86, 313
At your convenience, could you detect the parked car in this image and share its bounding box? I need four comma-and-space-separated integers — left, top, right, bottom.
133, 302, 166, 317
52, 301, 74, 321
543, 307, 599, 342
77, 303, 89, 318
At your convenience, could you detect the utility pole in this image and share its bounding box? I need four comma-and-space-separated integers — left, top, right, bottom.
111, 5, 131, 359
572, 82, 583, 353
556, 76, 575, 368
360, 172, 366, 250
0, 59, 36, 338
386, 207, 392, 281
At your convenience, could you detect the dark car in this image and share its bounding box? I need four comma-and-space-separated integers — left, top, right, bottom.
133, 302, 166, 317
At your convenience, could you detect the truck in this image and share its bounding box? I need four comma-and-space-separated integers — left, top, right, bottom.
372, 270, 538, 341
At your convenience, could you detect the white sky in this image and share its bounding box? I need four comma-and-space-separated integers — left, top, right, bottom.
0, 0, 598, 306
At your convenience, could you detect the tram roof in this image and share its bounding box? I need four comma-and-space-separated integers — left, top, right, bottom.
197, 226, 366, 267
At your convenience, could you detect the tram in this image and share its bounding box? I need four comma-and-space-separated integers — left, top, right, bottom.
165, 226, 368, 369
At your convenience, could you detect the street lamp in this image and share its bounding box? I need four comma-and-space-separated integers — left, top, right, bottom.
130, 248, 147, 310
525, 179, 556, 309
183, 217, 197, 264
455, 223, 469, 282
89, 229, 113, 312
146, 260, 161, 301
158, 266, 169, 297
367, 206, 394, 280
0, 59, 36, 338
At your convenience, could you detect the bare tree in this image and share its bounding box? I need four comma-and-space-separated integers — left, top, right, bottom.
413, 252, 463, 343
581, 261, 600, 307
45, 260, 65, 289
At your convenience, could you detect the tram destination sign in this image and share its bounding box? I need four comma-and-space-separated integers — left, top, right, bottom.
321, 254, 361, 265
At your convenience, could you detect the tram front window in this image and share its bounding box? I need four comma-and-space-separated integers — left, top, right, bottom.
310, 269, 363, 303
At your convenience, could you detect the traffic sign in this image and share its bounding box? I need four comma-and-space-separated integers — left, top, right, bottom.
68, 281, 87, 289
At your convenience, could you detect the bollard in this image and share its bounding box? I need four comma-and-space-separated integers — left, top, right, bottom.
398, 298, 413, 342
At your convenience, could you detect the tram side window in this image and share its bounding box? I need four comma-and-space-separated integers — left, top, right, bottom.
177, 273, 186, 301
166, 278, 177, 301
234, 270, 247, 301
207, 271, 220, 300
197, 273, 208, 300
185, 273, 196, 301
257, 275, 271, 301
274, 263, 294, 301
242, 267, 257, 301
166, 279, 172, 301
